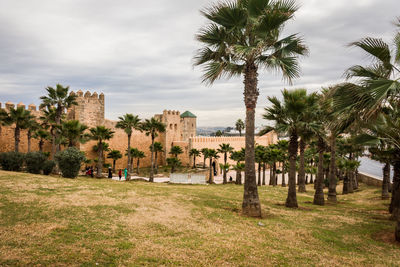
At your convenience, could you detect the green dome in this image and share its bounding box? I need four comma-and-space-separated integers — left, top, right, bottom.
180, 111, 197, 118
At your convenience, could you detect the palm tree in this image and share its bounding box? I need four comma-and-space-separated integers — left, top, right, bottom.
107, 150, 122, 173
370, 145, 394, 200
235, 119, 245, 136
25, 117, 39, 153
255, 145, 264, 186
40, 84, 77, 157
169, 146, 183, 158
201, 148, 209, 168
277, 140, 289, 187
142, 117, 166, 182
59, 120, 89, 147
204, 149, 219, 184
218, 143, 234, 184
230, 148, 245, 185
33, 129, 49, 152
0, 109, 10, 136
189, 148, 201, 169
39, 106, 59, 160
194, 0, 308, 217
131, 148, 145, 175
5, 106, 35, 152
116, 114, 141, 176
89, 126, 114, 178
264, 89, 318, 208
150, 142, 163, 174
167, 157, 181, 173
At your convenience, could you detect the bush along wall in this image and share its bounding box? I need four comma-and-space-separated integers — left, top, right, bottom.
55, 147, 86, 178
25, 152, 47, 174
0, 152, 25, 172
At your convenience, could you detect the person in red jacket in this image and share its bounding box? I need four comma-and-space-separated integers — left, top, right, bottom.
118, 169, 122, 180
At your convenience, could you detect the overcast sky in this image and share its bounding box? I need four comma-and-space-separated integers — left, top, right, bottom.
0, 0, 398, 127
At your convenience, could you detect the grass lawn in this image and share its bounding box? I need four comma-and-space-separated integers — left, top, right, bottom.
0, 170, 399, 266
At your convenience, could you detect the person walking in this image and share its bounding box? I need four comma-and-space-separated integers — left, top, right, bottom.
124, 168, 128, 180
108, 167, 112, 179
118, 169, 122, 180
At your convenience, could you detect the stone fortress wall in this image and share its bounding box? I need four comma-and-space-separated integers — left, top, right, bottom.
0, 91, 278, 172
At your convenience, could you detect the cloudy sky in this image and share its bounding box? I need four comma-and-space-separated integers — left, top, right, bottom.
0, 0, 398, 127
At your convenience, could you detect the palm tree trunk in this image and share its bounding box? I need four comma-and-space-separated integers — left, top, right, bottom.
298, 138, 306, 192
192, 156, 196, 169
269, 167, 273, 185
50, 127, 56, 160
282, 162, 286, 187
262, 163, 266, 185
313, 136, 325, 205
203, 155, 206, 168
390, 158, 400, 217
27, 130, 32, 153
96, 141, 103, 178
137, 159, 140, 175
257, 163, 261, 186
149, 136, 155, 182
14, 127, 20, 152
39, 139, 44, 152
113, 160, 116, 173
127, 134, 132, 178
382, 163, 390, 200
242, 62, 261, 217
328, 135, 337, 203
223, 153, 227, 184
209, 158, 213, 184
155, 152, 158, 174
286, 130, 299, 208
236, 169, 240, 184
273, 162, 277, 187
343, 172, 349, 194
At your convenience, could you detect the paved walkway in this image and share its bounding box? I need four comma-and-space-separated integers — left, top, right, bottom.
106, 169, 293, 185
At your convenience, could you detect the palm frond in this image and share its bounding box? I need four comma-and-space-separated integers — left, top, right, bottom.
349, 37, 392, 70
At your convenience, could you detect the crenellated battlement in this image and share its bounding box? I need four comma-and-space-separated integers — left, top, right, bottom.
0, 101, 39, 112
70, 90, 104, 102
163, 110, 180, 116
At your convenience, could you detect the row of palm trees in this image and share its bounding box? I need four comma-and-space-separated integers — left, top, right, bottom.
193, 0, 400, 241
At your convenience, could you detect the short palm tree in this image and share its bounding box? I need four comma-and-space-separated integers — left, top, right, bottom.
40, 84, 77, 157
235, 119, 244, 136
264, 89, 318, 208
201, 148, 209, 168
141, 117, 166, 182
218, 143, 234, 184
194, 0, 308, 216
149, 142, 163, 174
116, 114, 141, 175
230, 148, 245, 185
89, 126, 114, 178
189, 148, 201, 168
276, 140, 289, 187
131, 148, 145, 175
107, 150, 122, 173
5, 106, 35, 152
204, 149, 219, 184
167, 157, 181, 173
25, 116, 40, 153
169, 146, 183, 158
33, 129, 50, 152
59, 120, 89, 147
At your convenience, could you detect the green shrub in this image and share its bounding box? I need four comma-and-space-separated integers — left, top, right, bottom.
43, 160, 56, 175
0, 152, 25, 172
55, 148, 86, 178
25, 152, 47, 174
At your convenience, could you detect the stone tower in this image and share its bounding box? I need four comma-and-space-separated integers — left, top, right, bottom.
68, 90, 105, 128
180, 111, 197, 141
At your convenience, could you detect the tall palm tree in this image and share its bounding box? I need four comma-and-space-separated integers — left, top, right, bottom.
150, 142, 163, 174
40, 84, 77, 157
235, 119, 245, 136
116, 114, 141, 176
194, 0, 308, 217
264, 89, 318, 208
89, 126, 114, 178
189, 148, 201, 169
107, 150, 122, 173
276, 140, 289, 187
59, 120, 89, 147
5, 106, 35, 152
230, 148, 245, 185
39, 106, 59, 159
141, 117, 166, 182
218, 143, 234, 184
201, 148, 209, 168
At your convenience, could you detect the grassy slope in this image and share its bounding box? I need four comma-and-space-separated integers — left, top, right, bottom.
0, 170, 398, 266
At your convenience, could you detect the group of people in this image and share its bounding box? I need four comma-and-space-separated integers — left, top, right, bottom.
107, 167, 128, 180
85, 166, 94, 177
